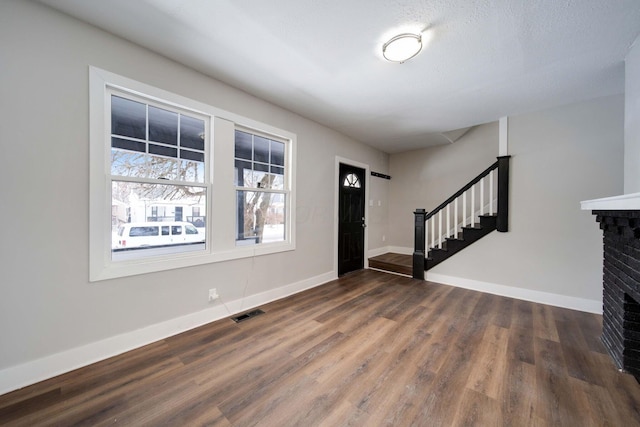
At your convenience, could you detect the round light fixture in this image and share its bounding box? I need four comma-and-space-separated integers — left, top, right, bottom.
382, 33, 422, 63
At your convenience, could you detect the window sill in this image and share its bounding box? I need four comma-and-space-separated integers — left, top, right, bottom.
90, 240, 295, 282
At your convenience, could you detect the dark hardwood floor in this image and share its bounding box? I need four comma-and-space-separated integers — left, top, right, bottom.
1, 269, 640, 426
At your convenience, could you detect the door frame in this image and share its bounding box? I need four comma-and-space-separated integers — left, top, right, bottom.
334, 156, 370, 276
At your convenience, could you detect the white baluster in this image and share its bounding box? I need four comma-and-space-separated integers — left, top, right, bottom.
489, 170, 494, 215
438, 210, 442, 248
480, 177, 485, 216
471, 185, 476, 226
454, 197, 459, 236
431, 215, 435, 249
424, 217, 428, 252
446, 204, 450, 239
462, 191, 467, 228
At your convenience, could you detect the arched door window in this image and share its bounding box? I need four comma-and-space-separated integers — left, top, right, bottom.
343, 173, 361, 188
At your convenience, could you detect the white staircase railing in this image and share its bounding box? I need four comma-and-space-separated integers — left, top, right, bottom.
426, 168, 497, 250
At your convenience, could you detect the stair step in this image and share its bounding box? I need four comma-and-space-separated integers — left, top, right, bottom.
368, 253, 412, 276
426, 215, 498, 271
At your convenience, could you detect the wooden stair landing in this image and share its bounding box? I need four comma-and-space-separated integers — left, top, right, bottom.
368, 253, 412, 276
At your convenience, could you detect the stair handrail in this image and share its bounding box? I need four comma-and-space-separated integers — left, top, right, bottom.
425, 161, 498, 221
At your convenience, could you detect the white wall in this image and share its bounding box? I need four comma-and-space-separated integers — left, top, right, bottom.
420, 96, 623, 306
625, 36, 640, 193
388, 123, 499, 248
0, 0, 388, 391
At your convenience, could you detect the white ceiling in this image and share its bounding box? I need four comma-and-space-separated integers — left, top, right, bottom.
38, 0, 640, 153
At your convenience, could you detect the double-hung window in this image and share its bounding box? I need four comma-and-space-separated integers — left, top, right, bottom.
234, 129, 287, 245
89, 67, 295, 281
109, 91, 209, 262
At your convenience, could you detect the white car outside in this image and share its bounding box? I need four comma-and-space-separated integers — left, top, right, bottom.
113, 221, 203, 249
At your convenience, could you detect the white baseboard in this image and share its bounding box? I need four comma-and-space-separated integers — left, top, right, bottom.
387, 246, 413, 255
0, 271, 336, 396
367, 246, 389, 258
426, 272, 602, 314
367, 246, 413, 258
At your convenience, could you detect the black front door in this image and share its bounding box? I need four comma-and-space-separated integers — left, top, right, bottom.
338, 163, 366, 275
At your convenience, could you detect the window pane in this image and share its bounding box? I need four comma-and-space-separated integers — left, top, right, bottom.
180, 115, 205, 151
111, 137, 145, 153
254, 162, 269, 173
180, 149, 204, 162
112, 149, 182, 180
178, 159, 204, 183
235, 159, 252, 186
254, 136, 270, 163
149, 143, 178, 158
147, 155, 178, 180
235, 130, 252, 160
254, 163, 270, 189
236, 191, 285, 245
149, 106, 178, 145
270, 166, 284, 190
111, 96, 146, 139
111, 181, 206, 261
271, 140, 285, 166
111, 149, 146, 177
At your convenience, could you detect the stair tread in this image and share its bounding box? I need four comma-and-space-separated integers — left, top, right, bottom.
426, 219, 498, 271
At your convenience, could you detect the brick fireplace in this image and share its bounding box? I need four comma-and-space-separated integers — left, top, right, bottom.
593, 210, 640, 380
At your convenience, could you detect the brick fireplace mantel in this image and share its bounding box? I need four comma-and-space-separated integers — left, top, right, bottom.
582, 193, 640, 381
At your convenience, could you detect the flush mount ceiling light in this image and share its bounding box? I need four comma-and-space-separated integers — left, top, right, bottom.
382, 33, 422, 63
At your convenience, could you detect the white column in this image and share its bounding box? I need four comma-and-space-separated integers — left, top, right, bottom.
499, 116, 509, 156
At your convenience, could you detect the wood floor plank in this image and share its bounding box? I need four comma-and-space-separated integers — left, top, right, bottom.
507, 325, 535, 365
359, 356, 433, 426
490, 294, 514, 329
451, 388, 501, 427
465, 324, 509, 399
532, 303, 560, 342
2, 269, 640, 426
501, 359, 538, 426
316, 399, 370, 427
533, 337, 584, 425
568, 377, 625, 427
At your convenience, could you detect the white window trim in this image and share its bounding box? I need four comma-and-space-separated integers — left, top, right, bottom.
89, 66, 296, 281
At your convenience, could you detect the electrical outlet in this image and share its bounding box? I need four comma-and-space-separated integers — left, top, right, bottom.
208, 288, 219, 302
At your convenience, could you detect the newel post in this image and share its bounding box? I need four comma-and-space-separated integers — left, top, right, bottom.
413, 209, 426, 280
497, 156, 511, 232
